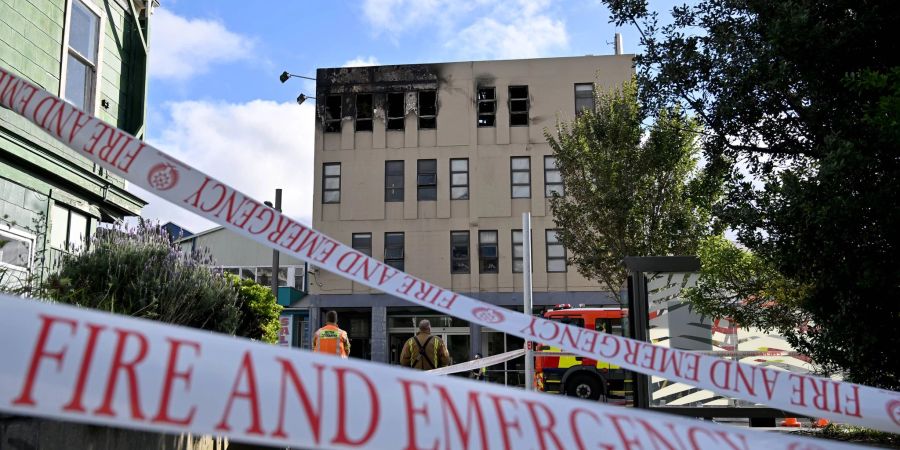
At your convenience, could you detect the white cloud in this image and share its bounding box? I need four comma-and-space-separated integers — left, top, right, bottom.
362, 0, 568, 60
343, 56, 381, 67
131, 100, 315, 234
149, 8, 255, 81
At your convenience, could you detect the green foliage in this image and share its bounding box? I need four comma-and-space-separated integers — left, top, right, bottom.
43, 221, 242, 335
685, 236, 809, 335
228, 273, 282, 343
544, 80, 721, 301
604, 0, 900, 387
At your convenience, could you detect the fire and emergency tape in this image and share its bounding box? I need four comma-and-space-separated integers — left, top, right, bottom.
427, 349, 526, 376
0, 64, 897, 434
0, 296, 872, 449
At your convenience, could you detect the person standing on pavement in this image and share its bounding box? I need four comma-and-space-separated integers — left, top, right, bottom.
470, 353, 487, 380
313, 310, 350, 358
400, 319, 450, 370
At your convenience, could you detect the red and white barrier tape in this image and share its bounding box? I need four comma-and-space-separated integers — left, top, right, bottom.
0, 65, 897, 434
0, 296, 870, 449
427, 349, 526, 375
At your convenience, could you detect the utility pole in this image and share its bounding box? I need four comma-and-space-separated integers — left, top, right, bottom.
523, 212, 534, 391
271, 189, 282, 298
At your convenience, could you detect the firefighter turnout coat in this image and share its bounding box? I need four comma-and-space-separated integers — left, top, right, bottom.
400, 332, 451, 370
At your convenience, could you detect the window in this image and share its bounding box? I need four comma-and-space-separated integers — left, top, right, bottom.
417, 159, 437, 201
387, 93, 405, 130
385, 161, 404, 202
512, 230, 524, 273
384, 232, 404, 270
595, 318, 625, 336
257, 267, 288, 287
511, 156, 531, 198
50, 204, 90, 251
355, 94, 373, 132
544, 156, 564, 197
450, 231, 470, 274
546, 229, 566, 272
0, 228, 34, 272
63, 0, 101, 112
322, 163, 341, 203
418, 90, 436, 129
477, 87, 496, 127
450, 158, 469, 200
352, 233, 372, 256
324, 95, 342, 132
575, 83, 594, 115
509, 86, 529, 126
479, 230, 498, 273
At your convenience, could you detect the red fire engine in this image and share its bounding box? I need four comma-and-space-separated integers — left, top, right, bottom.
534, 304, 632, 403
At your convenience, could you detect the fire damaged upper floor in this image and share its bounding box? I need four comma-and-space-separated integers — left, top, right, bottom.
313, 55, 634, 152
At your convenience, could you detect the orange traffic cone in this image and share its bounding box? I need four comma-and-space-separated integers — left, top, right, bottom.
781, 417, 801, 427
814, 418, 830, 428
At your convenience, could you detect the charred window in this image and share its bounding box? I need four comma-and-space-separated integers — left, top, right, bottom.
418, 90, 437, 129
417, 159, 437, 201
385, 160, 404, 202
477, 87, 496, 127
387, 93, 405, 130
324, 95, 342, 132
355, 94, 373, 132
509, 85, 529, 126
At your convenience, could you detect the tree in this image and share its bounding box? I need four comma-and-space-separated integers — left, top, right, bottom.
544, 80, 720, 303
44, 221, 243, 335
604, 0, 900, 387
229, 273, 282, 343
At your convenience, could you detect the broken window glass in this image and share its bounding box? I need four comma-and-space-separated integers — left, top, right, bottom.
324, 95, 342, 133
356, 94, 373, 132
418, 90, 437, 129
387, 93, 405, 130
477, 87, 496, 127
509, 85, 529, 126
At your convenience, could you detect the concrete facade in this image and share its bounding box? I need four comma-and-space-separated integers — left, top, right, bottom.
1, 0, 151, 286
305, 55, 633, 381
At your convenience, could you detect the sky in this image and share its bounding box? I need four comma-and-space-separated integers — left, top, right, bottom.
135, 0, 664, 234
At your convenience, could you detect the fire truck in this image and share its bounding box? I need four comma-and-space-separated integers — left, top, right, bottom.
534, 304, 632, 403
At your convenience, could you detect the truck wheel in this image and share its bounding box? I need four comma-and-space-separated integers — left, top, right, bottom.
565, 373, 603, 400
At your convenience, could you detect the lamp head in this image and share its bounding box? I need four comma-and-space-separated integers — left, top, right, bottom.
296, 93, 308, 105
279, 71, 290, 83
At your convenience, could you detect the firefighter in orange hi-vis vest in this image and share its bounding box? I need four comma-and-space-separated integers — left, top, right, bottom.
313, 310, 350, 358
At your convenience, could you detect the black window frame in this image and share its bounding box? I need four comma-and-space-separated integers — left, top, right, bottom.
352, 233, 372, 256
512, 229, 524, 273
450, 158, 469, 200
509, 85, 529, 126
384, 232, 405, 270
479, 230, 499, 274
477, 87, 496, 127
417, 159, 437, 201
385, 160, 405, 202
450, 231, 470, 274
324, 94, 342, 132
544, 155, 564, 197
386, 93, 405, 131
322, 162, 341, 204
575, 83, 594, 116
546, 229, 566, 272
355, 93, 373, 132
418, 90, 437, 129
510, 156, 531, 198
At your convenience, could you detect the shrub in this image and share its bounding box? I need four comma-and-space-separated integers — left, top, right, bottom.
228, 274, 282, 343
44, 221, 242, 335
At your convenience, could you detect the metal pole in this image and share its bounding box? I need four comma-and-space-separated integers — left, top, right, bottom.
271, 189, 282, 298
523, 213, 534, 391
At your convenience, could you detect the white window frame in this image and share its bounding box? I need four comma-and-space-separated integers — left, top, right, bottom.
59, 0, 105, 115
0, 225, 36, 273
